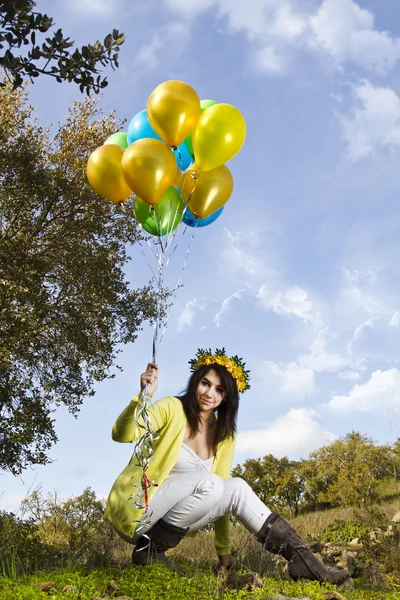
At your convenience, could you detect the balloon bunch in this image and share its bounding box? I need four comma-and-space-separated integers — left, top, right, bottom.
86, 81, 246, 524
86, 79, 246, 232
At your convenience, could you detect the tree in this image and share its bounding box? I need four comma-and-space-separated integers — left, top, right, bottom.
20, 487, 120, 565
307, 432, 392, 508
0, 0, 125, 93
299, 457, 331, 512
233, 454, 304, 516
0, 80, 159, 474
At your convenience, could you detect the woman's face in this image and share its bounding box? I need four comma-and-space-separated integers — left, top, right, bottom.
196, 368, 225, 414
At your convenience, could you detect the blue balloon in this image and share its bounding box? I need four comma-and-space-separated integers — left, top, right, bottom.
183, 206, 224, 228
127, 109, 161, 144
127, 109, 193, 171
173, 143, 193, 171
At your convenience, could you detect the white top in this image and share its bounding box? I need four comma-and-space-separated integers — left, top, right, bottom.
169, 443, 214, 474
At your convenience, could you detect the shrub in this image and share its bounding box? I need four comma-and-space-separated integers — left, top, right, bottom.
0, 511, 60, 576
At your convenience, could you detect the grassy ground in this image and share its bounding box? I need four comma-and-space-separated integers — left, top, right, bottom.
1, 563, 399, 600
2, 523, 400, 600
2, 486, 400, 599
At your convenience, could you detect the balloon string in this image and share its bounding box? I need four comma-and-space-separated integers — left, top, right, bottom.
128, 384, 159, 532
180, 169, 203, 220
158, 225, 197, 346
121, 195, 195, 531
173, 146, 184, 170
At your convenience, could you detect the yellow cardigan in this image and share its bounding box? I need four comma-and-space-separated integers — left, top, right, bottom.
105, 394, 235, 556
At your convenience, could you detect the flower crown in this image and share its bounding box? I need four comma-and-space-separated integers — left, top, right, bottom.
189, 347, 251, 393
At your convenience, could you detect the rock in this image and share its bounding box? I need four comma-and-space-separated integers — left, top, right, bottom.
105, 579, 119, 596
323, 592, 348, 600
392, 511, 400, 523
335, 559, 347, 571
368, 528, 383, 541
349, 538, 360, 545
90, 598, 104, 600
321, 551, 340, 568
335, 553, 356, 577
224, 572, 262, 590
268, 596, 311, 600
62, 585, 78, 593
114, 597, 134, 600
308, 540, 324, 553
36, 582, 57, 593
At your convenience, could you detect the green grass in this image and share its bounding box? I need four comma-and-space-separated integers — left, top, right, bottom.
3, 485, 400, 599
0, 564, 399, 600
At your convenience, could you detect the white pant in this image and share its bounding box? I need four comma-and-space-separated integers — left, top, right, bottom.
132, 473, 271, 542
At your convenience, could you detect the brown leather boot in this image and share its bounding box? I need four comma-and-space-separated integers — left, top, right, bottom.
258, 512, 350, 585
131, 518, 188, 573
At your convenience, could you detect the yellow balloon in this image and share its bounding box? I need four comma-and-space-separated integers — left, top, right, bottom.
193, 103, 246, 172
181, 163, 234, 219
86, 144, 132, 204
121, 138, 177, 205
147, 80, 201, 147
172, 168, 184, 189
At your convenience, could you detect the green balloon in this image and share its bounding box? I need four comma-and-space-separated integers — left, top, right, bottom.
200, 99, 218, 110
134, 197, 151, 224
134, 188, 185, 237
104, 131, 128, 149
184, 99, 218, 158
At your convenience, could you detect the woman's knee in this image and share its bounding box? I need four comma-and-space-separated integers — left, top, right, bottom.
195, 473, 225, 500
227, 477, 252, 496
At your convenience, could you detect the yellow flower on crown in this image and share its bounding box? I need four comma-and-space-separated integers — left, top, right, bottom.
189, 347, 250, 393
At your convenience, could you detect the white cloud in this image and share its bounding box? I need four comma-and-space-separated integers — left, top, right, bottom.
310, 0, 400, 75
219, 229, 276, 279
133, 21, 189, 72
335, 267, 384, 325
390, 311, 400, 327
255, 46, 287, 73
348, 317, 377, 351
256, 360, 317, 399
71, 0, 118, 15
165, 0, 216, 16
258, 283, 319, 325
214, 290, 246, 327
338, 80, 400, 163
338, 370, 362, 381
166, 0, 306, 73
329, 368, 400, 413
165, 0, 400, 76
347, 317, 400, 363
299, 327, 353, 373
177, 298, 210, 332
236, 408, 336, 459
217, 0, 307, 48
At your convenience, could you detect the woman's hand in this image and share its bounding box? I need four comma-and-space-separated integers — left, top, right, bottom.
217, 553, 235, 572
140, 363, 159, 398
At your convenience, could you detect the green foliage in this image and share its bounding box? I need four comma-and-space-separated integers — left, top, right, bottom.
0, 511, 60, 576
320, 519, 371, 544
0, 565, 398, 600
232, 454, 304, 516
0, 81, 159, 474
234, 431, 396, 515
20, 488, 126, 567
1, 493, 400, 598
0, 0, 125, 93
308, 432, 393, 509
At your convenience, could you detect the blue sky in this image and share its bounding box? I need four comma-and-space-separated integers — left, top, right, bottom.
2, 0, 400, 510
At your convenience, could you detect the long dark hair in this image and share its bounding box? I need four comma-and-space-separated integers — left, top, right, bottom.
177, 364, 239, 452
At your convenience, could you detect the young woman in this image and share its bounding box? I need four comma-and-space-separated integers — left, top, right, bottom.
105, 349, 349, 584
